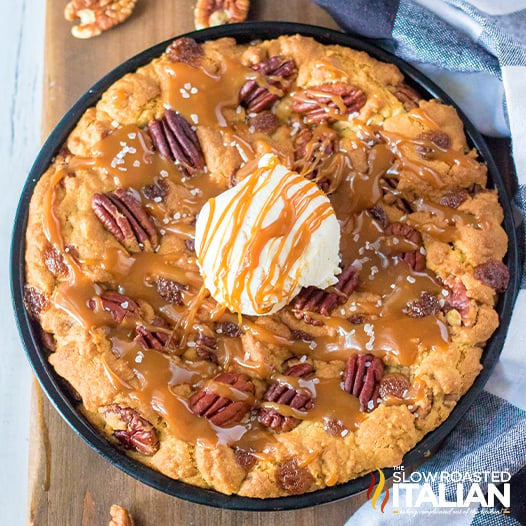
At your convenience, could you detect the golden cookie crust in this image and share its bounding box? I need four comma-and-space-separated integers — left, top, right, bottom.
24, 35, 509, 498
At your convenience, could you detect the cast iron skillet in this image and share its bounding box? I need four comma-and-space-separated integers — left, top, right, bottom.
11, 22, 521, 511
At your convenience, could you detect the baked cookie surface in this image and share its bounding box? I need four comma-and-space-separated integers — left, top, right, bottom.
24, 35, 510, 498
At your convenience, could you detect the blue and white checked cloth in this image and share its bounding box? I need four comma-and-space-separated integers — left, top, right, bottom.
312, 1, 526, 524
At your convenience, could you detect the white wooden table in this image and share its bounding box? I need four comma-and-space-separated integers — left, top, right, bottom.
1, 2, 45, 525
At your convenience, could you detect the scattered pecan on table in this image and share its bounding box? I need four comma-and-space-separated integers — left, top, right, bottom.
194, 0, 250, 30
292, 82, 367, 124
108, 504, 134, 526
259, 363, 315, 433
384, 221, 426, 271
102, 404, 159, 456
92, 188, 158, 253
189, 372, 254, 426
239, 56, 297, 113
293, 264, 359, 325
148, 110, 205, 174
64, 0, 137, 39
342, 354, 384, 412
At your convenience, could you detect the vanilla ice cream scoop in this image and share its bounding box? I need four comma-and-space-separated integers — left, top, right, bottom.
195, 154, 341, 315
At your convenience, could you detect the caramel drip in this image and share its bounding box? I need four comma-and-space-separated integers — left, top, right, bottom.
407, 199, 480, 243
311, 315, 448, 366
307, 378, 365, 431
331, 143, 395, 218
204, 380, 254, 403
293, 89, 349, 120
70, 125, 181, 188
199, 159, 334, 314
42, 169, 109, 329
219, 338, 273, 378
162, 59, 254, 127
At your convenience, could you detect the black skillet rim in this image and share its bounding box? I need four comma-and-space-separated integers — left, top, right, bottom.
10, 21, 521, 511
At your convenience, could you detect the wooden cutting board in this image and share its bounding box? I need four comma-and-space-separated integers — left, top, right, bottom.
31, 2, 370, 525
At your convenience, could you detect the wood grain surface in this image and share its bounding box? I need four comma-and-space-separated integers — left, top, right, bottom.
31, 2, 370, 525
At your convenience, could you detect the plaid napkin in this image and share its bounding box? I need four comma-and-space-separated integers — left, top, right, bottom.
311, 1, 526, 523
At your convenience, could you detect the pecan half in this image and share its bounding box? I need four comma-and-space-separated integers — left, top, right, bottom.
293, 265, 359, 325
103, 404, 159, 456
384, 222, 426, 271
142, 179, 169, 203
185, 239, 195, 252
64, 0, 137, 39
404, 291, 440, 318
189, 372, 254, 426
92, 188, 158, 253
293, 127, 339, 192
416, 131, 452, 160
379, 373, 410, 400
156, 277, 187, 305
239, 56, 297, 113
134, 318, 172, 351
195, 333, 218, 363
23, 285, 50, 320
259, 363, 314, 433
166, 37, 203, 67
474, 259, 510, 293
367, 205, 389, 229
234, 447, 257, 471
348, 313, 365, 325
392, 82, 422, 111
381, 177, 413, 213
109, 504, 134, 526
444, 279, 471, 321
276, 459, 314, 495
194, 0, 250, 29
148, 110, 204, 174
44, 245, 69, 277
248, 111, 280, 134
439, 189, 469, 209
216, 321, 242, 338
292, 82, 367, 124
290, 329, 314, 342
342, 354, 384, 412
89, 291, 139, 323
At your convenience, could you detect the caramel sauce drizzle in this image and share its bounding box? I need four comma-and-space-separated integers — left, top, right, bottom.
162, 59, 254, 127
36, 50, 484, 453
